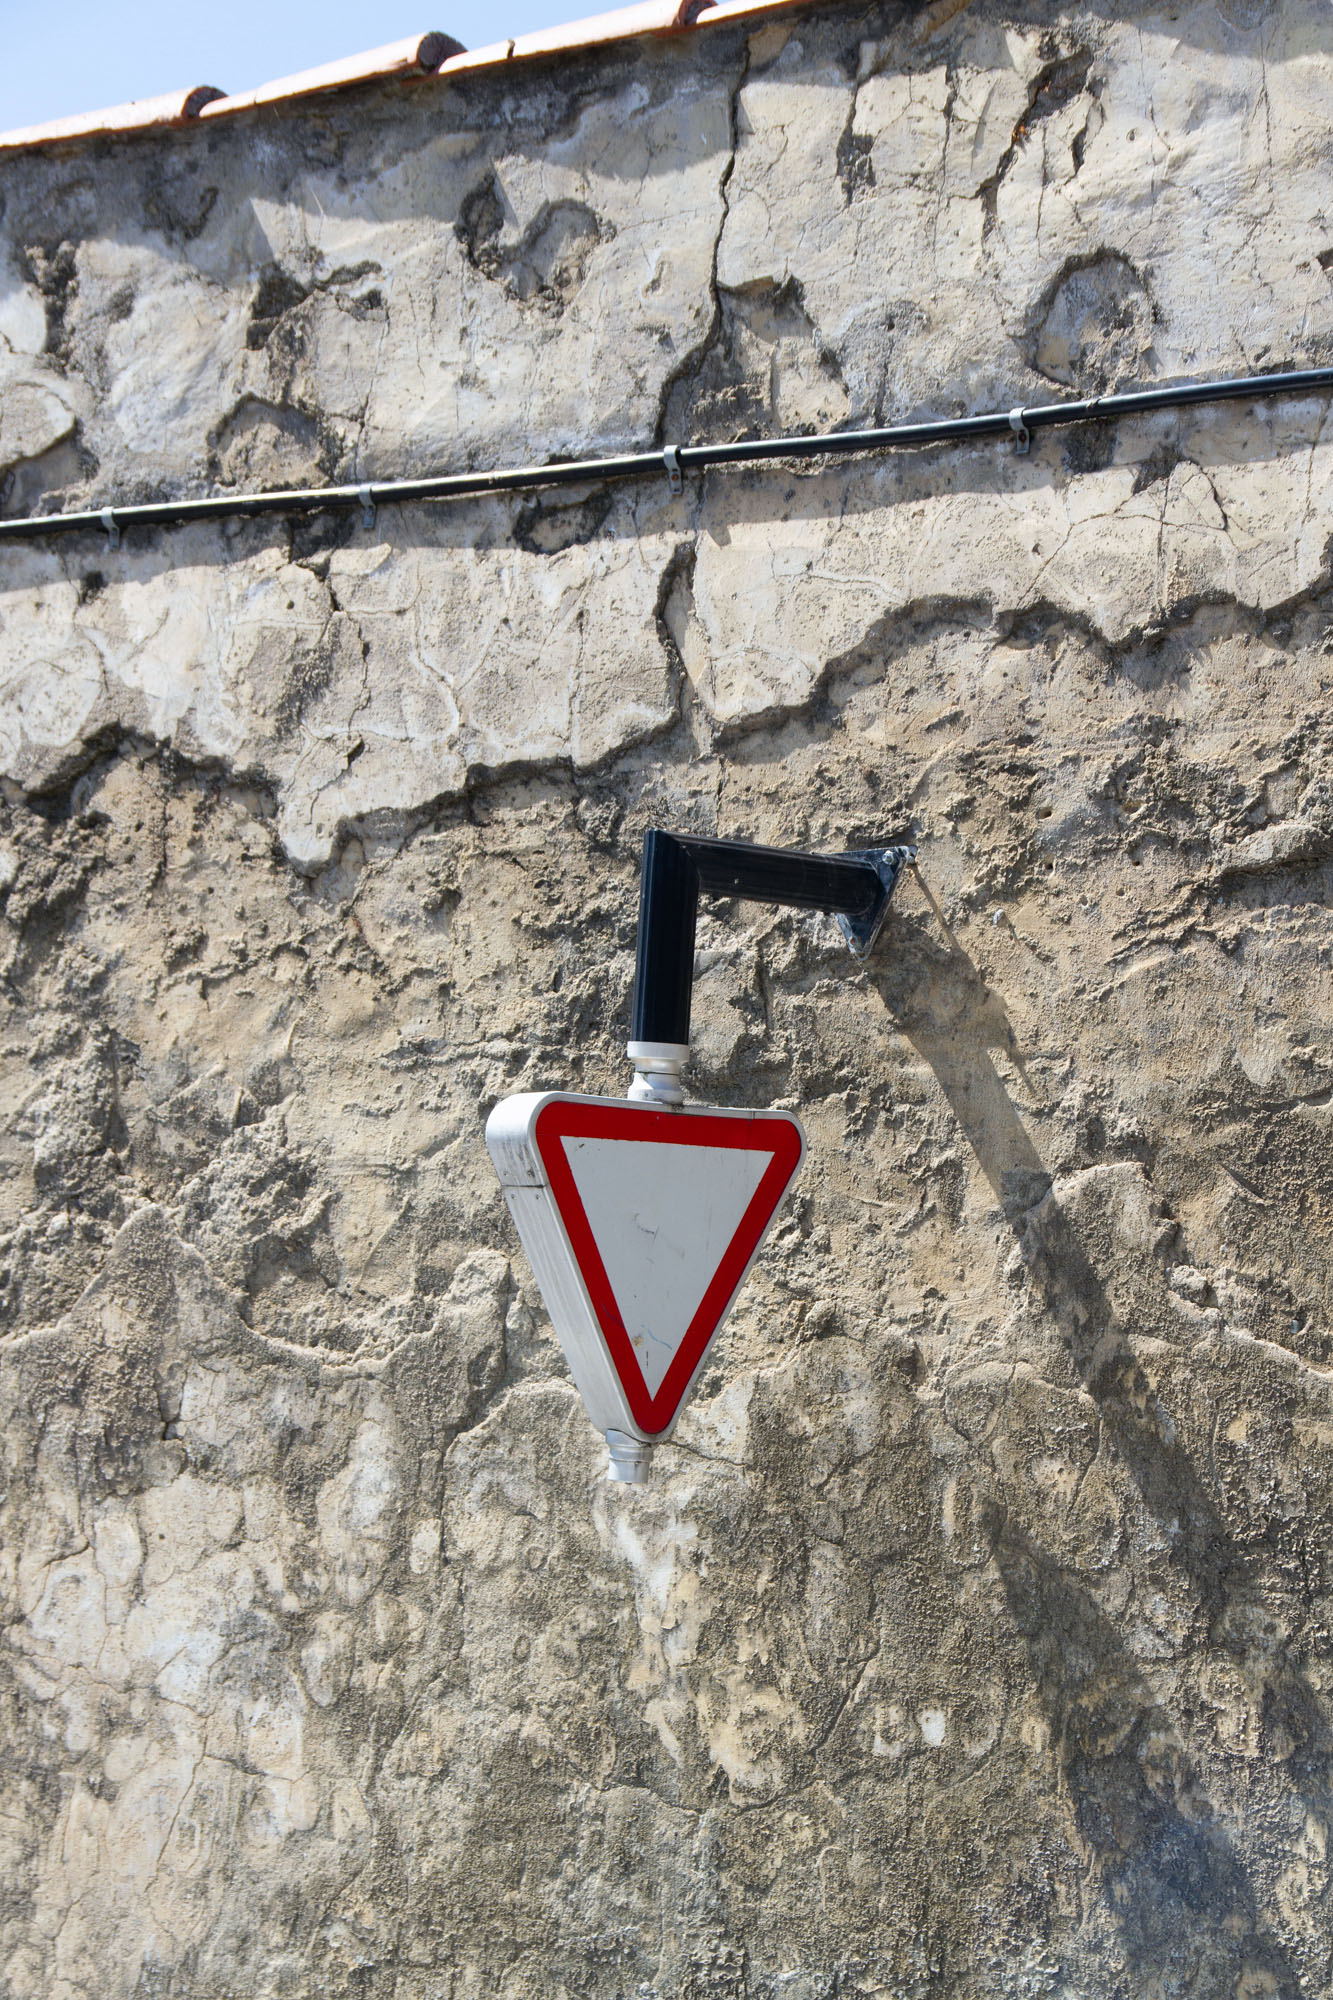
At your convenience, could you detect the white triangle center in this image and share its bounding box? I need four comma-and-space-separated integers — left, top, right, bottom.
560, 1134, 773, 1397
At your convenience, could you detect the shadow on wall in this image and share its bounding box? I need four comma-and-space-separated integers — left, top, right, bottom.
869, 869, 1050, 1224
869, 869, 1331, 1995
992, 1512, 1308, 1996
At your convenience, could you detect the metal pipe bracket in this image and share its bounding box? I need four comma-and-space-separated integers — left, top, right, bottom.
834, 845, 917, 959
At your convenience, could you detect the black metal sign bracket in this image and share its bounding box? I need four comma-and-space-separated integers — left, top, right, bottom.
626, 829, 915, 1103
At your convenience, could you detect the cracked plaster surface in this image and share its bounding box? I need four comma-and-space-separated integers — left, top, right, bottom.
3, 1, 1333, 862
4, 2, 1333, 1996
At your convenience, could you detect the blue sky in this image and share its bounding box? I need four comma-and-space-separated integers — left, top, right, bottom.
0, 0, 579, 132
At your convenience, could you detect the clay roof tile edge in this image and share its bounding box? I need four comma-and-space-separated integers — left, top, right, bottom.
0, 0, 816, 154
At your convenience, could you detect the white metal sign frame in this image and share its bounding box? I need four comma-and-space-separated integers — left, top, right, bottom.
486, 1091, 804, 1463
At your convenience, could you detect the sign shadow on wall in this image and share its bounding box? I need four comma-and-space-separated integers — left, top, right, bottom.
868, 871, 1328, 1995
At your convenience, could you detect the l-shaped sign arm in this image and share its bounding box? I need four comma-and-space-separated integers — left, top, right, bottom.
627, 828, 915, 1103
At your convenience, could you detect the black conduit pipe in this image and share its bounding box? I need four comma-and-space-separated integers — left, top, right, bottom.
1, 364, 1332, 547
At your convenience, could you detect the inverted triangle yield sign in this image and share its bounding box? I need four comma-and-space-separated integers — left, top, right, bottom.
536, 1098, 802, 1432
487, 1093, 804, 1442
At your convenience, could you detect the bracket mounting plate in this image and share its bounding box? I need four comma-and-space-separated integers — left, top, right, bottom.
835, 845, 917, 959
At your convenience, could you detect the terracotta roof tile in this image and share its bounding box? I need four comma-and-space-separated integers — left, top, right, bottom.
435, 39, 519, 73
0, 0, 816, 154
504, 0, 715, 60
195, 31, 461, 119
0, 85, 224, 152
438, 0, 811, 68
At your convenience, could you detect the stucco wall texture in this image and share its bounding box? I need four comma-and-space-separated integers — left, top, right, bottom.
2, 1, 1333, 1993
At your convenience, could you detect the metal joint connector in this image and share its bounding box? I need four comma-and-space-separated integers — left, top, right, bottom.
357, 484, 376, 530
100, 508, 121, 550
605, 1431, 652, 1483
663, 446, 683, 497
1008, 408, 1031, 455
626, 1039, 689, 1106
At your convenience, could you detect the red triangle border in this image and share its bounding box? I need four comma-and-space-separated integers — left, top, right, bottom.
534, 1099, 803, 1437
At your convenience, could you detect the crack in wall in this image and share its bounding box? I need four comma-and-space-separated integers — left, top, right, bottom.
975, 42, 1094, 244
653, 42, 752, 448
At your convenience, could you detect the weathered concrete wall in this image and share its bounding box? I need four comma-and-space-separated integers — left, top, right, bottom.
3, 2, 1333, 1993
